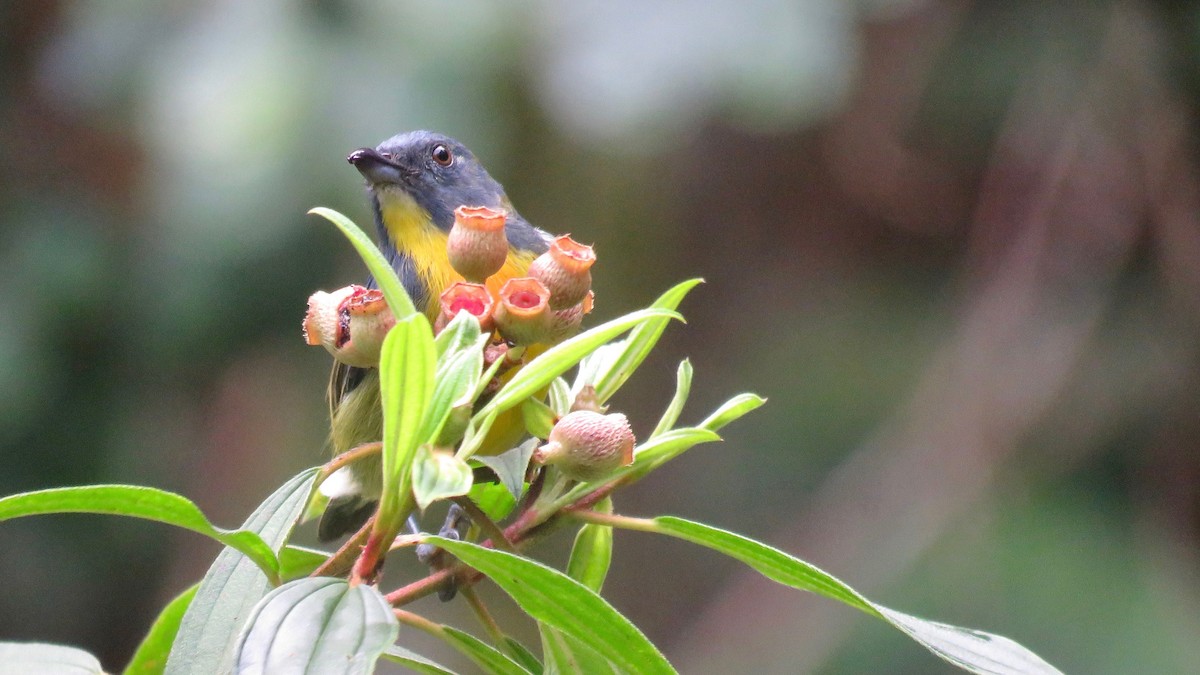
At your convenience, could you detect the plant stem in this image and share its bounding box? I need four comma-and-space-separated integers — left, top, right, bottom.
452, 495, 516, 553
311, 515, 374, 578
564, 509, 658, 533
393, 608, 444, 638
315, 442, 382, 487
459, 585, 506, 647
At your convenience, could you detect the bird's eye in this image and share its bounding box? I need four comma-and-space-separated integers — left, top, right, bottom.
432, 144, 453, 166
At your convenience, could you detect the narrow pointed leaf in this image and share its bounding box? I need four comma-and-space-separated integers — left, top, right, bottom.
0, 485, 280, 582
412, 446, 475, 511
548, 377, 572, 417
382, 645, 458, 674
435, 311, 483, 360
309, 207, 416, 319
652, 517, 1062, 675
421, 345, 483, 445
651, 360, 693, 438
426, 537, 675, 674
0, 643, 103, 674
279, 545, 332, 580
234, 578, 398, 675
591, 279, 702, 403
166, 469, 317, 675
441, 627, 534, 675
124, 584, 198, 675
502, 637, 543, 674
566, 497, 613, 593
478, 308, 682, 420
520, 397, 557, 439
698, 393, 766, 432
378, 313, 436, 524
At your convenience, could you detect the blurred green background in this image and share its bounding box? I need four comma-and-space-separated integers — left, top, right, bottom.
3, 1, 1200, 673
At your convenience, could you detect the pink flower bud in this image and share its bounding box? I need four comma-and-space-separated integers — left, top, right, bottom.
447, 205, 509, 283
303, 285, 395, 367
437, 281, 495, 332
494, 277, 552, 345
546, 290, 595, 342
534, 410, 634, 481
528, 235, 595, 310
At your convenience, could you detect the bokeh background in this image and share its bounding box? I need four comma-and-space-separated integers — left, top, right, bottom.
3, 1, 1200, 673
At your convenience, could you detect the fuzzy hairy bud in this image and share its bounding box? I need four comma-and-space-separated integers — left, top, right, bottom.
534, 410, 635, 481
303, 285, 395, 367
494, 277, 552, 345
528, 235, 595, 310
447, 205, 508, 283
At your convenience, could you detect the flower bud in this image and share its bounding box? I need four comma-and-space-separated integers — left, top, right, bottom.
494, 277, 552, 345
303, 285, 395, 367
437, 281, 495, 333
534, 410, 634, 481
528, 235, 595, 310
448, 205, 508, 283
546, 290, 594, 342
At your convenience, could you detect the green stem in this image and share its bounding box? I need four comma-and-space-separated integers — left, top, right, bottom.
393, 609, 444, 638
564, 509, 659, 533
460, 585, 507, 648
453, 495, 516, 553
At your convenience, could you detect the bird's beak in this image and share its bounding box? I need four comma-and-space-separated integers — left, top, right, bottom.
347, 147, 411, 186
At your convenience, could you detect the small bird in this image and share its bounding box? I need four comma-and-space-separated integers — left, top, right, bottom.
318, 131, 552, 541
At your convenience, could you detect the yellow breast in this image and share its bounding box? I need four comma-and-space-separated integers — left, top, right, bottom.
381, 196, 536, 320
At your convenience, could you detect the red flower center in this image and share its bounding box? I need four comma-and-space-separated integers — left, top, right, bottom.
509, 290, 543, 309
450, 297, 486, 316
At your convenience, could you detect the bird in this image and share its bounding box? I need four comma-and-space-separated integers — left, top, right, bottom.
318, 130, 553, 541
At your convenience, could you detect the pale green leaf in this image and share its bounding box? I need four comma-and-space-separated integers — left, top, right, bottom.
698, 393, 766, 432
0, 642, 103, 674
234, 578, 398, 675
566, 497, 613, 593
166, 469, 317, 675
473, 439, 537, 500
441, 628, 534, 675
412, 446, 475, 511
378, 314, 436, 525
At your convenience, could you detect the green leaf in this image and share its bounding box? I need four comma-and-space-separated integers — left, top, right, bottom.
382, 645, 458, 675
651, 359, 693, 438
501, 637, 543, 674
473, 439, 537, 500
566, 497, 613, 593
378, 313, 436, 526
0, 485, 281, 583
520, 397, 557, 439
468, 481, 518, 523
426, 537, 675, 675
279, 545, 331, 580
124, 584, 198, 675
591, 279, 702, 403
0, 642, 103, 674
652, 517, 1063, 675
558, 428, 721, 506
477, 308, 682, 422
540, 625, 618, 675
441, 627, 534, 675
309, 207, 417, 320
166, 469, 317, 675
412, 446, 475, 511
421, 344, 484, 446
234, 578, 398, 675
435, 310, 483, 360
698, 393, 766, 432
548, 377, 572, 417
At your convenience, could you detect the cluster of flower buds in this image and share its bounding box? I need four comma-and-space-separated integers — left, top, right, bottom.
303, 285, 395, 367
441, 206, 596, 346
304, 205, 597, 367
533, 410, 635, 481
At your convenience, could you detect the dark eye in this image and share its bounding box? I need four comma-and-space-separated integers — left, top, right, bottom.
432, 144, 453, 166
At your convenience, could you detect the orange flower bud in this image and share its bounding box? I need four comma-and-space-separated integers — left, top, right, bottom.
494, 277, 552, 345
437, 281, 495, 332
528, 235, 595, 310
534, 410, 634, 481
303, 285, 395, 367
447, 205, 508, 283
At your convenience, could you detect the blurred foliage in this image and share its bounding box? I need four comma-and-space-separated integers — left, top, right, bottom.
2, 1, 1199, 673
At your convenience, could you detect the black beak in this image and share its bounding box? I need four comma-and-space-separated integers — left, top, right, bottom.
348, 147, 410, 185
